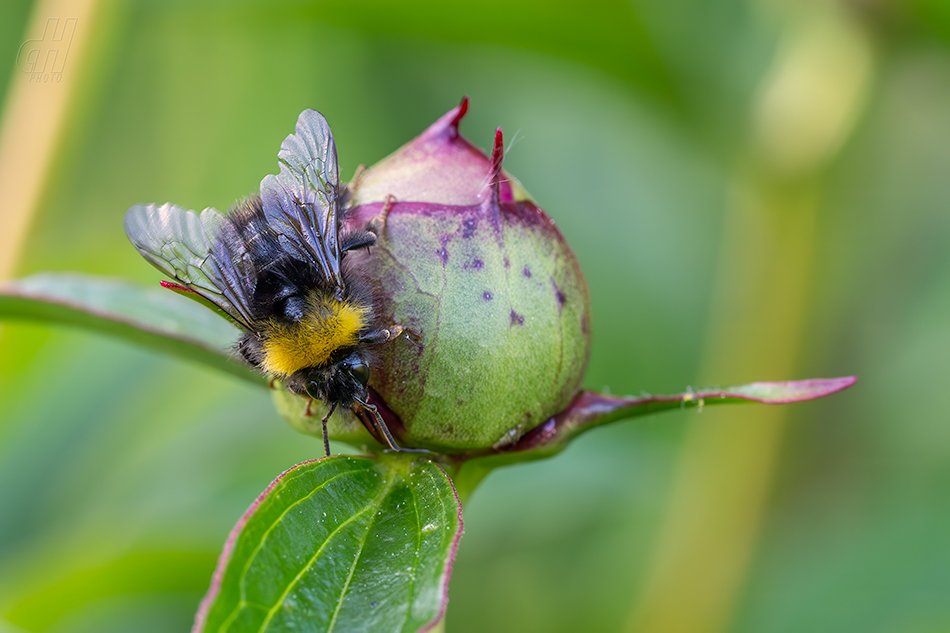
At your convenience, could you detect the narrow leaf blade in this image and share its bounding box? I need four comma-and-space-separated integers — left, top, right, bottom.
194, 454, 463, 633
0, 273, 263, 386
454, 377, 858, 479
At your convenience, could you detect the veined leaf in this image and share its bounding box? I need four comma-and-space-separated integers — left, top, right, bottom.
194, 454, 463, 633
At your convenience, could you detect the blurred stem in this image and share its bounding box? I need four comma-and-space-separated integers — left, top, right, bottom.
629, 178, 819, 633
627, 2, 873, 633
0, 0, 99, 281
0, 0, 100, 367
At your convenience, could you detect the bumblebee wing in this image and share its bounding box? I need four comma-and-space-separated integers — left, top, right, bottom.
260, 109, 344, 291
124, 202, 257, 331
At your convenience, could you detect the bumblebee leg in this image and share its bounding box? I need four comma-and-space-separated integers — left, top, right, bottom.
360, 325, 420, 346
359, 329, 390, 345
320, 402, 337, 457
380, 194, 396, 224
366, 194, 398, 238
353, 396, 400, 451
341, 229, 377, 253
305, 398, 314, 417
360, 330, 395, 345
388, 325, 421, 342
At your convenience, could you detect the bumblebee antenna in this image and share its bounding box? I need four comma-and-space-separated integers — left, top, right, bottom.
320, 402, 337, 457
353, 396, 400, 451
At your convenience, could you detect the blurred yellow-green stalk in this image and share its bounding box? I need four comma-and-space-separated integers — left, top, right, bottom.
1, 0, 948, 631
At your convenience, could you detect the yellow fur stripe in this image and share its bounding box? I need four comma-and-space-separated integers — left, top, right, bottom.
260, 294, 368, 376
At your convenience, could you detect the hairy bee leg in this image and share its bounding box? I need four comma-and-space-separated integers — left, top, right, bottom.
365, 194, 397, 238
305, 398, 314, 417
341, 234, 376, 253
320, 402, 337, 457
353, 396, 400, 451
359, 329, 388, 345
380, 194, 396, 225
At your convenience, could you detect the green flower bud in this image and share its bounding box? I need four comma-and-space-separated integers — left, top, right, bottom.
277, 99, 591, 453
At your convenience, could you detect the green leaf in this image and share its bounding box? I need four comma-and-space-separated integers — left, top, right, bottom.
194, 454, 463, 633
0, 273, 264, 386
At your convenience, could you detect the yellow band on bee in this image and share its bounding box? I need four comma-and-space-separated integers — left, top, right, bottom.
260, 293, 368, 376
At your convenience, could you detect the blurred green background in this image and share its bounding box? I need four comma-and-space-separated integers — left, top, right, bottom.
1, 0, 948, 631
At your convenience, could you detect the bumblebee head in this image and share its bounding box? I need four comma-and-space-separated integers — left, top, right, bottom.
301, 353, 370, 404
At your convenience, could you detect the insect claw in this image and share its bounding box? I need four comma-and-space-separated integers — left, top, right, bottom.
360, 325, 420, 346
354, 396, 400, 451
387, 325, 421, 343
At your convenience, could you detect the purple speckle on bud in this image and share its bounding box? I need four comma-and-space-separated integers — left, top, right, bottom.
510, 309, 524, 326
553, 281, 566, 309
504, 257, 510, 268
483, 291, 493, 301
523, 266, 531, 278
462, 218, 477, 239
463, 258, 484, 271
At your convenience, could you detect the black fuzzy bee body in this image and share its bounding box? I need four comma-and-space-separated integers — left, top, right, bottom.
125, 110, 402, 455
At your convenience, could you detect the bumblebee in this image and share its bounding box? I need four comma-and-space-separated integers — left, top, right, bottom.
124, 110, 405, 456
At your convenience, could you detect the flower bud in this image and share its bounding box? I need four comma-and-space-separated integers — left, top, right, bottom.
342, 99, 592, 453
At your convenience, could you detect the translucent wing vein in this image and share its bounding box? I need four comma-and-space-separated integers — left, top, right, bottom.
260, 109, 343, 291
124, 203, 256, 330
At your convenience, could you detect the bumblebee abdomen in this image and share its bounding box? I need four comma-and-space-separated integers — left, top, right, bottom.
260, 291, 368, 376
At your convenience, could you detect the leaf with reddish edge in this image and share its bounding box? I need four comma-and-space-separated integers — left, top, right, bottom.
0, 273, 263, 387
193, 454, 463, 633
449, 377, 857, 488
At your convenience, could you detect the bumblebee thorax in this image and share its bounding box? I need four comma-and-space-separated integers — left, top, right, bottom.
260, 290, 368, 376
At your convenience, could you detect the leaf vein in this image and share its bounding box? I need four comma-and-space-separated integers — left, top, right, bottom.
400, 469, 423, 632
215, 465, 366, 631
238, 466, 365, 600
325, 470, 399, 633
257, 467, 395, 632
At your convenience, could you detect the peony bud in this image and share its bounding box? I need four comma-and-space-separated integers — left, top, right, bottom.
278, 99, 591, 453
357, 99, 593, 451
